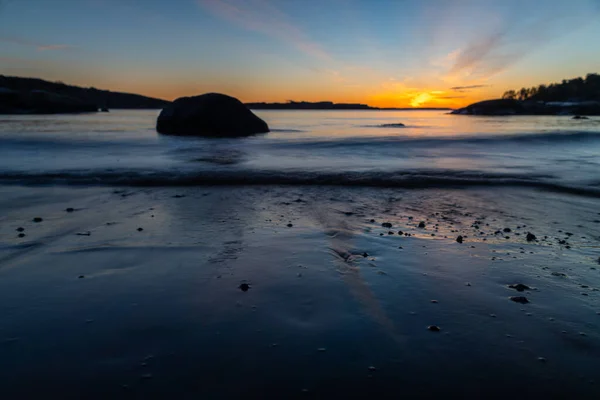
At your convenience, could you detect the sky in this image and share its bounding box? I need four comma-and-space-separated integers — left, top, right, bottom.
1, 0, 599, 108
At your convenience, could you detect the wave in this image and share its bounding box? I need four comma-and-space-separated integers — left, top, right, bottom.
266, 130, 600, 149
1, 169, 598, 197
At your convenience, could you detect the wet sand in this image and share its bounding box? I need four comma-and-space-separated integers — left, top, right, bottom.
0, 185, 599, 399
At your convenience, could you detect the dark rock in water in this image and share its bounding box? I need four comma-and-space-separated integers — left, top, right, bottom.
418, 221, 426, 228
100, 107, 109, 112
370, 219, 376, 223
18, 233, 25, 238
510, 296, 529, 304
137, 227, 144, 231
388, 231, 394, 235
398, 230, 403, 235
378, 123, 405, 128
78, 275, 85, 279
526, 232, 537, 242
573, 115, 589, 120
172, 194, 186, 198
382, 222, 392, 228
16, 227, 24, 232
503, 228, 511, 233
362, 252, 369, 258
65, 207, 75, 212
287, 223, 293, 228
427, 325, 441, 332
508, 283, 531, 292
456, 235, 464, 243
156, 93, 269, 137
239, 283, 250, 292
551, 272, 567, 277
32, 217, 43, 223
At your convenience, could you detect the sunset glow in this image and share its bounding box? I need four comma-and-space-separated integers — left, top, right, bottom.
1, 0, 599, 108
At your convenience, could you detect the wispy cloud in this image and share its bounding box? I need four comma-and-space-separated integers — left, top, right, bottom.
197, 0, 331, 61
442, 0, 600, 81
450, 84, 490, 91
0, 35, 75, 51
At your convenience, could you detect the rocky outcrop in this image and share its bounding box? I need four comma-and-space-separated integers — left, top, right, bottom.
452, 98, 600, 116
156, 93, 269, 137
451, 99, 524, 116
0, 88, 98, 114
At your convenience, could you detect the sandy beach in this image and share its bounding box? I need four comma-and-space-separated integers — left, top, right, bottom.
1, 184, 599, 398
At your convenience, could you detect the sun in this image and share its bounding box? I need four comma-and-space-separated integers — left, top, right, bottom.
410, 92, 433, 107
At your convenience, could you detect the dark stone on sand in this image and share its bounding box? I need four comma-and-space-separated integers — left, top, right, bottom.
551, 271, 567, 277
509, 283, 531, 292
16, 227, 24, 232
503, 228, 511, 233
65, 208, 74, 212
398, 231, 403, 235
388, 231, 394, 235
428, 325, 441, 332
510, 296, 529, 304
362, 252, 369, 258
287, 223, 293, 227
418, 221, 426, 228
456, 235, 464, 243
137, 227, 143, 231
431, 300, 438, 304
172, 194, 185, 198
17, 233, 25, 238
526, 232, 537, 242
573, 115, 589, 120
32, 217, 43, 223
156, 93, 269, 137
78, 275, 85, 279
382, 222, 392, 228
239, 283, 250, 292
370, 219, 375, 223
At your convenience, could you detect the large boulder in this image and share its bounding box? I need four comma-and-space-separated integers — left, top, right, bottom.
156, 93, 269, 137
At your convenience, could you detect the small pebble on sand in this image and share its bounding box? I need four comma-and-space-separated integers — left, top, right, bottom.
526, 232, 537, 242
431, 300, 438, 304
137, 227, 143, 231
382, 222, 392, 228
418, 221, 426, 228
16, 227, 24, 232
508, 283, 531, 292
78, 275, 85, 279
510, 296, 529, 304
428, 325, 441, 332
239, 283, 251, 292
32, 217, 43, 223
538, 357, 547, 363
456, 235, 464, 243
66, 208, 74, 212
18, 233, 25, 238
287, 223, 293, 227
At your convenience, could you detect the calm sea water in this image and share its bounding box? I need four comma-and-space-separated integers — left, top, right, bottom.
1, 110, 599, 193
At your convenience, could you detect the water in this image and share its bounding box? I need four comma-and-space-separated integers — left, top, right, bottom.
1, 110, 600, 194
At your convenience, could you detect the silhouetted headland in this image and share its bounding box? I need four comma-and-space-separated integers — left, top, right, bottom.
453, 73, 600, 116
0, 75, 169, 114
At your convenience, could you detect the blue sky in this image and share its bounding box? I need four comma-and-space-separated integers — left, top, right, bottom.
1, 0, 599, 107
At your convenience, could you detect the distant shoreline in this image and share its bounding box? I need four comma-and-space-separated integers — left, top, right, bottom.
246, 102, 450, 111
